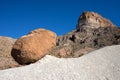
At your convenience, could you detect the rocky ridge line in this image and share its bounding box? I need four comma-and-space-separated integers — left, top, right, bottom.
49, 12, 120, 58
77, 11, 116, 29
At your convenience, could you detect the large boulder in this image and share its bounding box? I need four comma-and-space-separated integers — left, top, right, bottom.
0, 36, 20, 70
11, 28, 57, 64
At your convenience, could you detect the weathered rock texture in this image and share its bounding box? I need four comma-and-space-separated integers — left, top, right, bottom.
49, 12, 120, 58
0, 36, 20, 70
77, 12, 116, 29
11, 28, 57, 64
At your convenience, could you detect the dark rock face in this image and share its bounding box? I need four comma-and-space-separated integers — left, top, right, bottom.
49, 12, 120, 58
0, 36, 20, 70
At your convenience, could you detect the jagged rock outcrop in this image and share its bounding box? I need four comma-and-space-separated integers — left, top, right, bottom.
0, 36, 20, 70
49, 12, 120, 58
11, 28, 57, 65
77, 12, 116, 29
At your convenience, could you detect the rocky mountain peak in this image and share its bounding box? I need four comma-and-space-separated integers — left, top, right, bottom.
49, 11, 120, 58
77, 12, 116, 29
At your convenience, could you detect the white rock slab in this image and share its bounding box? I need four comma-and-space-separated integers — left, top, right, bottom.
0, 45, 120, 80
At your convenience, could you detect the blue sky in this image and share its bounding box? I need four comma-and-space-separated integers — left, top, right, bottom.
0, 0, 120, 38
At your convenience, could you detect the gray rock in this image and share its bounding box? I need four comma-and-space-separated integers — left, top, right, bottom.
49, 12, 120, 58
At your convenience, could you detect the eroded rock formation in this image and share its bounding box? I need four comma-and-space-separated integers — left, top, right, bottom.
49, 12, 120, 58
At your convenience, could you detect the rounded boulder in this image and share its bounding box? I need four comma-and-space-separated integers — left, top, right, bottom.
11, 28, 57, 64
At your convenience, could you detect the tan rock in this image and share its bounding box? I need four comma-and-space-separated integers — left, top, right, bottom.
59, 46, 72, 57
0, 36, 20, 70
11, 28, 57, 64
77, 12, 116, 29
73, 47, 95, 57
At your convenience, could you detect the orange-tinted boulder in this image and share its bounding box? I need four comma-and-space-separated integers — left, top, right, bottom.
11, 28, 57, 64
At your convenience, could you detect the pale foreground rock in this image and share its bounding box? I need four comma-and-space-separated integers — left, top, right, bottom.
11, 28, 57, 64
0, 45, 120, 80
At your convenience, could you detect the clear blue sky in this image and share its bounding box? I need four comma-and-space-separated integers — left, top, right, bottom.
0, 0, 120, 38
